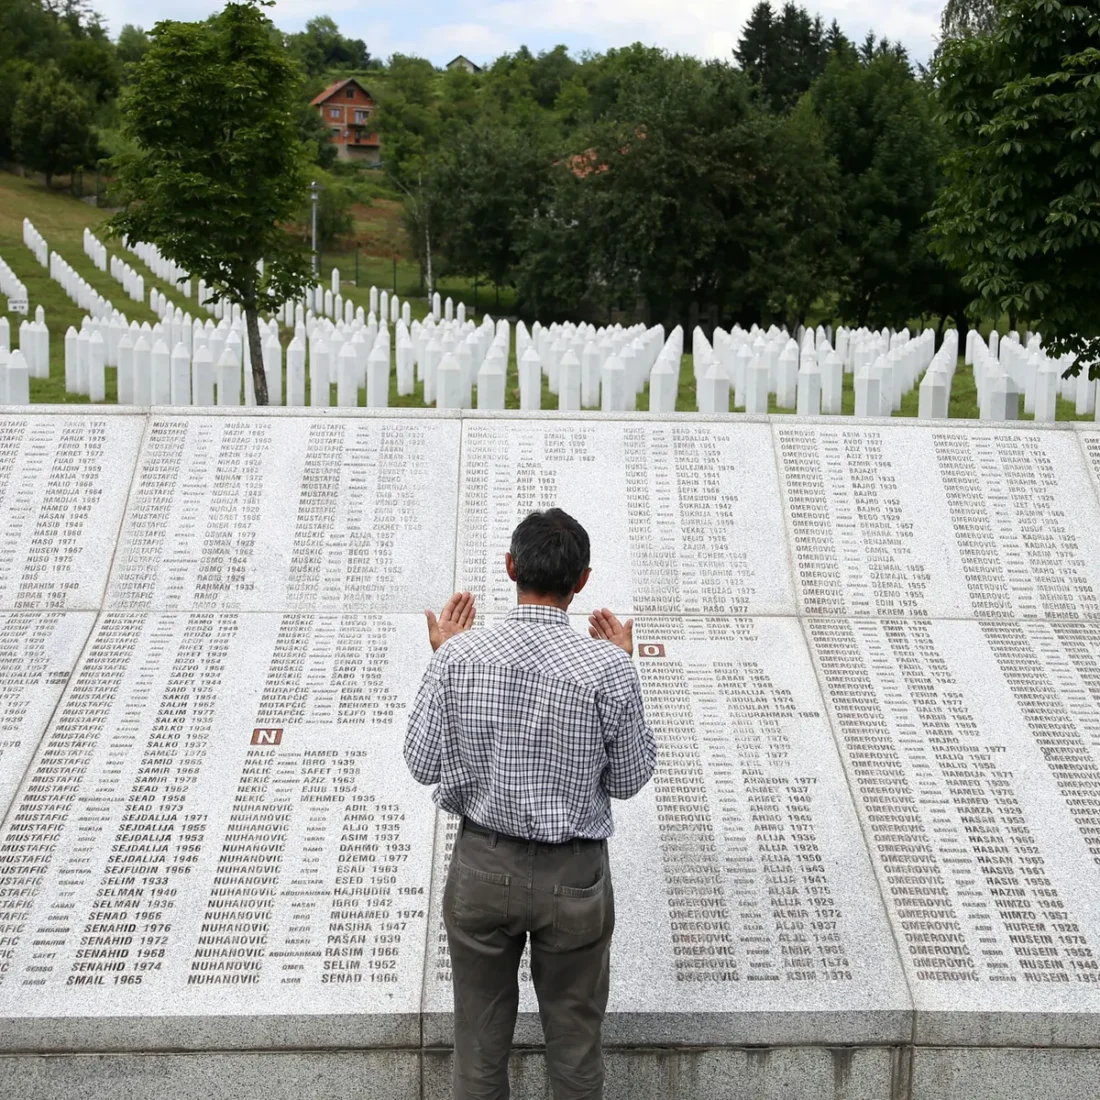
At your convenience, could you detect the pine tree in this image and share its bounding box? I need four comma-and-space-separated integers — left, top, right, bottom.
734, 2, 775, 89
735, 1, 832, 111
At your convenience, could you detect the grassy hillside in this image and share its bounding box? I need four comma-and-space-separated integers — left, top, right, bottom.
0, 169, 1094, 419
0, 172, 194, 402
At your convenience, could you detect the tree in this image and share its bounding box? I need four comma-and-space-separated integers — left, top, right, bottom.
740, 98, 842, 330
0, 0, 66, 157
735, 3, 775, 89
941, 0, 1003, 38
110, 0, 313, 405
11, 61, 97, 185
374, 54, 443, 291
579, 42, 666, 121
116, 24, 149, 65
529, 45, 577, 109
286, 15, 369, 76
292, 168, 352, 252
810, 51, 945, 327
61, 20, 120, 103
437, 64, 478, 126
521, 54, 837, 331
426, 114, 553, 288
297, 86, 338, 168
374, 53, 441, 190
735, 2, 835, 113
932, 0, 1100, 376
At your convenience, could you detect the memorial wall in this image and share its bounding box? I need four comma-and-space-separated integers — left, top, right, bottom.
3, 406, 1100, 1099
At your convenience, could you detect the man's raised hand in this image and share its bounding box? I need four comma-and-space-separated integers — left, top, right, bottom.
588, 608, 634, 656
426, 591, 476, 652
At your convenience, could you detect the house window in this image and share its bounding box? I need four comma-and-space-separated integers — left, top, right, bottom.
329, 107, 340, 119
345, 87, 354, 98
354, 110, 370, 123
331, 127, 341, 137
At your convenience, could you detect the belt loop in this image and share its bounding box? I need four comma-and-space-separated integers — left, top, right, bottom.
572, 838, 580, 855
489, 830, 498, 850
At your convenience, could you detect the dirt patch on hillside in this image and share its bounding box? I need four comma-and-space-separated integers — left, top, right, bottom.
348, 198, 408, 257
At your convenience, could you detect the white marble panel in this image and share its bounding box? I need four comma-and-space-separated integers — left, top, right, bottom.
422, 616, 910, 1046
0, 611, 95, 819
775, 422, 1100, 619
105, 417, 460, 613
1079, 431, 1100, 506
0, 612, 434, 1050
806, 616, 1100, 1045
0, 416, 144, 610
455, 420, 796, 617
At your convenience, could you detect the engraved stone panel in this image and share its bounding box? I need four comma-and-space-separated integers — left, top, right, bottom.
105, 417, 461, 613
0, 415, 144, 610
1080, 432, 1100, 504
422, 616, 910, 1046
776, 423, 1100, 619
0, 612, 433, 1050
0, 612, 95, 818
456, 421, 795, 616
806, 616, 1100, 1045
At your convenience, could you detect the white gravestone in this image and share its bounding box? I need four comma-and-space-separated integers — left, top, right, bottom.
476, 353, 505, 411
192, 345, 215, 407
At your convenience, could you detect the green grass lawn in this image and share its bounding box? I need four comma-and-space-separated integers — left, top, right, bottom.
0, 171, 197, 403
3, 169, 1095, 420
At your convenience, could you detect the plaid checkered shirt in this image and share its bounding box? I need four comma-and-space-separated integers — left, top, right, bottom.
404, 604, 657, 842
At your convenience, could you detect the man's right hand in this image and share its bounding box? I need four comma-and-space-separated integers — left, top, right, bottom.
588, 608, 634, 656
426, 591, 476, 652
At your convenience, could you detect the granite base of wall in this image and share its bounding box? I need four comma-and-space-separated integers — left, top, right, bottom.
7, 1044, 1100, 1100
0, 1050, 421, 1100
1, 1045, 907, 1100
424, 1045, 910, 1100
912, 1047, 1100, 1100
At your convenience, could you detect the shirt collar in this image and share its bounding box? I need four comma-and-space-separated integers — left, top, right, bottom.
507, 604, 570, 627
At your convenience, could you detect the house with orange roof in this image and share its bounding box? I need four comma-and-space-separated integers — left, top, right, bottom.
310, 77, 381, 165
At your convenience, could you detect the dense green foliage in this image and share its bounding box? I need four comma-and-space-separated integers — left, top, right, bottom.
735, 1, 836, 112
941, 0, 1004, 38
932, 0, 1100, 375
109, 0, 314, 404
11, 60, 98, 183
5, 0, 1095, 350
286, 15, 371, 76
0, 0, 117, 163
811, 49, 962, 328
371, 13, 962, 333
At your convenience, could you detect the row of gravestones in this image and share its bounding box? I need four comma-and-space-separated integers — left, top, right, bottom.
696, 324, 952, 418
10, 217, 1100, 423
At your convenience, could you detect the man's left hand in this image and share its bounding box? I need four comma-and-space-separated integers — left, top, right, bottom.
426, 591, 476, 651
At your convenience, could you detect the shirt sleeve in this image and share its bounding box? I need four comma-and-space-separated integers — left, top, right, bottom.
404, 653, 446, 786
599, 655, 657, 799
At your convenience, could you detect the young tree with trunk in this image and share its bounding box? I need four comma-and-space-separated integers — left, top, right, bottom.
109, 0, 312, 404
